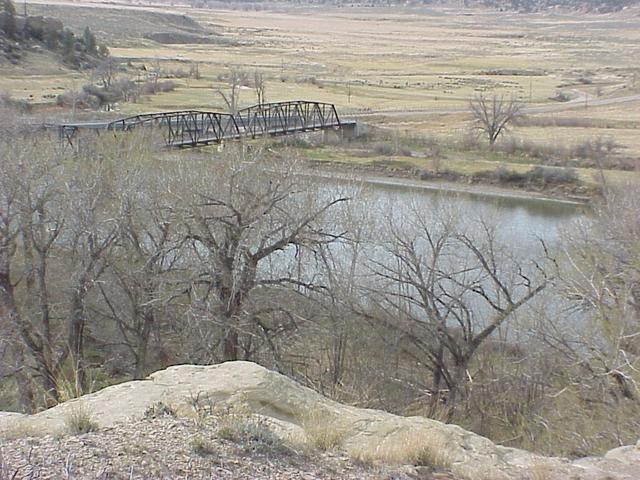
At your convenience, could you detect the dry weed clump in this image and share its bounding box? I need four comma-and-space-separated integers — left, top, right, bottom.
186, 393, 295, 454
0, 451, 19, 480
218, 416, 289, 454
190, 435, 216, 456
299, 410, 349, 451
347, 428, 453, 469
64, 403, 99, 435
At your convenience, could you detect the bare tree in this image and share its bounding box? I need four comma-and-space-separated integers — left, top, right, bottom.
306, 189, 372, 395
367, 205, 547, 414
253, 70, 266, 105
0, 131, 123, 405
94, 163, 185, 379
178, 146, 348, 362
62, 164, 120, 393
93, 57, 120, 90
0, 107, 36, 411
189, 62, 201, 80
1, 136, 68, 405
469, 94, 523, 146
547, 186, 640, 401
217, 68, 247, 115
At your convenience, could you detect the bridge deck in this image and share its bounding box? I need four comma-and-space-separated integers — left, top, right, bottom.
55, 101, 354, 148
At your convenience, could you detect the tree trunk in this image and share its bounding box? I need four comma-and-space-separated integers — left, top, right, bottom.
222, 327, 239, 361
68, 290, 87, 396
134, 307, 154, 379
16, 368, 35, 413
445, 360, 469, 414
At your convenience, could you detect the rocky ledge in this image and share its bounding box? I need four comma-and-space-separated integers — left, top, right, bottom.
0, 361, 638, 479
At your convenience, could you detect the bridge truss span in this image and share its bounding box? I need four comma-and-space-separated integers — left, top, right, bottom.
106, 110, 241, 147
235, 101, 341, 139
55, 100, 352, 149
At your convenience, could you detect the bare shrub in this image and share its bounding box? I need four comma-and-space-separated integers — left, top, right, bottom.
56, 89, 101, 109
571, 136, 619, 159
515, 115, 611, 129
496, 137, 568, 160
140, 80, 176, 95
478, 166, 578, 186
460, 130, 480, 150
494, 136, 627, 171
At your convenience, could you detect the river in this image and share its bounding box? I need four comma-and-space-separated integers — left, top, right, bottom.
310, 172, 588, 249
291, 173, 589, 335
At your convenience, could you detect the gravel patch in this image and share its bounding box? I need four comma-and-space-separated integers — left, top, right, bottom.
0, 417, 457, 479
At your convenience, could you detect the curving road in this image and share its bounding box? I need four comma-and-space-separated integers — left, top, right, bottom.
348, 91, 640, 119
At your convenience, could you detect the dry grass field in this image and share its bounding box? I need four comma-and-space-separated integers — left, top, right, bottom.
3, 0, 639, 189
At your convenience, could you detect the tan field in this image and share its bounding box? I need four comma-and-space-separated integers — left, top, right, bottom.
3, 1, 639, 188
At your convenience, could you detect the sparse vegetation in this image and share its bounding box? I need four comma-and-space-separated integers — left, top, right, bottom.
299, 411, 348, 451
216, 411, 289, 454
144, 402, 178, 419
346, 429, 453, 468
0, 2, 108, 67
64, 404, 99, 435
190, 435, 216, 456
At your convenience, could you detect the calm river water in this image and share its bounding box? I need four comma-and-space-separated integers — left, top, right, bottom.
316, 173, 588, 250
309, 175, 590, 334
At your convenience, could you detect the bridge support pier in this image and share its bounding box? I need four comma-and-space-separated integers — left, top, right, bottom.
340, 121, 358, 141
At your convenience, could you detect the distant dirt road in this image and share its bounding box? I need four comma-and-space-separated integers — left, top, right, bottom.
349, 92, 640, 119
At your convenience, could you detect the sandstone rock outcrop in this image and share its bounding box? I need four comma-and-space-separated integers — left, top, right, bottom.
0, 361, 638, 480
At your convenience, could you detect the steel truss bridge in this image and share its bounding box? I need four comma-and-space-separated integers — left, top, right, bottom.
55, 100, 355, 148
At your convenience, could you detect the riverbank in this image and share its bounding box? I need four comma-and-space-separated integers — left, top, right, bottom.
301, 160, 594, 207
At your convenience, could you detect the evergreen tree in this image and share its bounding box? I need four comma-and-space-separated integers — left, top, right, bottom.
83, 26, 97, 55
61, 29, 76, 63
1, 0, 17, 39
